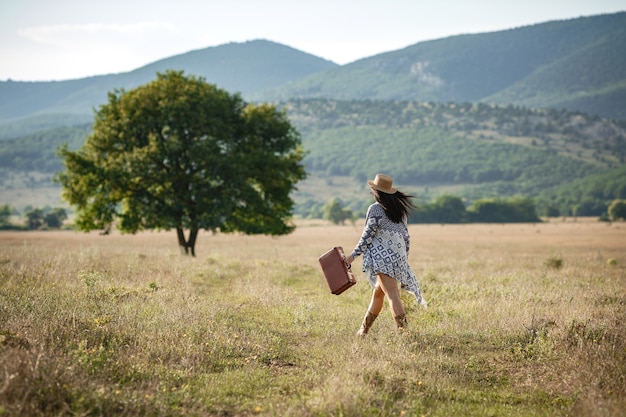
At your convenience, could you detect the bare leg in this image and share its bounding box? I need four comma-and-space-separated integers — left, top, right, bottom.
377, 273, 406, 324
367, 285, 385, 316
357, 285, 385, 336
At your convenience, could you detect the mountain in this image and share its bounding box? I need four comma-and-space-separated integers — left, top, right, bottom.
259, 12, 626, 120
1, 13, 625, 126
282, 99, 625, 217
0, 40, 338, 123
1, 12, 626, 218
2, 98, 624, 217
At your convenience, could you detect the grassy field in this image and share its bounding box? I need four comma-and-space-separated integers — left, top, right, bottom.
1, 219, 624, 416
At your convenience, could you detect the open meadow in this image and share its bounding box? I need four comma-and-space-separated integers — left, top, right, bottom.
1, 219, 625, 416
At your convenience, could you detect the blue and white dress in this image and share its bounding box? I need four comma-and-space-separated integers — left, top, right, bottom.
351, 202, 426, 307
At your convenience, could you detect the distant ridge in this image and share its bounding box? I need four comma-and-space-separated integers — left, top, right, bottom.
260, 12, 626, 120
0, 12, 625, 123
119, 39, 339, 94
0, 40, 338, 122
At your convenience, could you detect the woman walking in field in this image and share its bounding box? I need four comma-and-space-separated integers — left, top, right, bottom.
344, 174, 427, 336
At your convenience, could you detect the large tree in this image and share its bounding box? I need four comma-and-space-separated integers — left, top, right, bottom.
56, 71, 306, 255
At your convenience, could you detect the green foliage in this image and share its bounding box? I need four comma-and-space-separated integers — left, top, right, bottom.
537, 165, 626, 216
411, 195, 540, 223
56, 71, 306, 254
22, 206, 67, 229
288, 99, 619, 208
412, 195, 467, 224
303, 124, 602, 192
287, 99, 625, 172
322, 198, 353, 224
544, 256, 564, 270
44, 208, 68, 229
0, 204, 11, 228
608, 199, 626, 221
544, 204, 561, 217
295, 198, 325, 219
468, 197, 540, 223
25, 208, 44, 230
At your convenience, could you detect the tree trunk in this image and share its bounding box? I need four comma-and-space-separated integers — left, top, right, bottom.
176, 227, 198, 256
188, 229, 198, 257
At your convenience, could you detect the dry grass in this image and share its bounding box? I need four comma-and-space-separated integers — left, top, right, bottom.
0, 218, 625, 416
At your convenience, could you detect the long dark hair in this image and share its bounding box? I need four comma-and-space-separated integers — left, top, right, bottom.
372, 189, 415, 223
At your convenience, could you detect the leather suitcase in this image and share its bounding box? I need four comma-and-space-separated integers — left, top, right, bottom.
318, 246, 357, 295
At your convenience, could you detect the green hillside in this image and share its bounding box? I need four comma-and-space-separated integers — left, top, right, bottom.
284, 99, 625, 216
0, 124, 89, 172
0, 40, 338, 122
130, 40, 338, 95
0, 113, 92, 140
261, 13, 626, 119
2, 98, 624, 218
486, 19, 626, 119
285, 99, 626, 170
1, 13, 624, 126
537, 165, 626, 216
302, 125, 601, 188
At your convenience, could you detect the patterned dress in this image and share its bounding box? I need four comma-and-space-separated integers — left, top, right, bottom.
351, 202, 426, 307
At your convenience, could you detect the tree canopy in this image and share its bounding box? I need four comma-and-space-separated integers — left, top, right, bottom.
322, 198, 353, 225
56, 71, 306, 255
608, 199, 626, 221
0, 204, 11, 228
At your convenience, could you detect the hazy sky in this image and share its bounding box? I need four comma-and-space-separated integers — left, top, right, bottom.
1, 0, 624, 81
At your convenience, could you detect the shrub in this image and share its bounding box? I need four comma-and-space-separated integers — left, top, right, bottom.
323, 198, 353, 225
544, 256, 563, 269
0, 204, 12, 228
25, 208, 44, 230
468, 197, 540, 223
608, 199, 626, 221
411, 195, 467, 223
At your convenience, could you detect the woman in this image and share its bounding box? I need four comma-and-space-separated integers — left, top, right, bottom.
344, 174, 427, 336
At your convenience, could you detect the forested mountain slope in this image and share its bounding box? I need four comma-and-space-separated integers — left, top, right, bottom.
2, 98, 624, 217
0, 124, 90, 172
283, 99, 625, 216
0, 40, 338, 122
261, 13, 626, 120
1, 12, 624, 126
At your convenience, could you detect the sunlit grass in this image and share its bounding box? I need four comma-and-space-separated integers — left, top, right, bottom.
0, 219, 624, 416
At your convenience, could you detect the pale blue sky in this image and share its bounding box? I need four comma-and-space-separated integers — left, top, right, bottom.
1, 0, 624, 81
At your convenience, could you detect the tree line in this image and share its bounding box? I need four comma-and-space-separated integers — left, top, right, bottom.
2, 87, 626, 242
285, 99, 626, 218
2, 97, 625, 220
314, 196, 541, 224
0, 204, 68, 230
316, 196, 626, 225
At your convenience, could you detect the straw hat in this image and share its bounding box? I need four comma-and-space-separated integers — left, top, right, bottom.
368, 174, 396, 194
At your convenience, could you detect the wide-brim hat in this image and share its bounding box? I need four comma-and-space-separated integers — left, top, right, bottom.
368, 174, 397, 194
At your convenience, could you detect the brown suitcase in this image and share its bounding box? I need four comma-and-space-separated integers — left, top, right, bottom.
318, 246, 357, 295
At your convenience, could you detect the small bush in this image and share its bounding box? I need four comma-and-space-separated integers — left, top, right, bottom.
544, 256, 563, 269
608, 199, 626, 221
